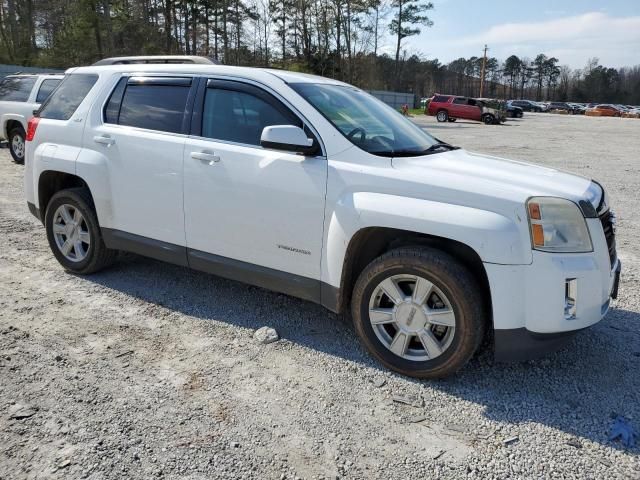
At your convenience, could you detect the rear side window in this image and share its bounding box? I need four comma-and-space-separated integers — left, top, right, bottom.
0, 76, 36, 101
452, 97, 467, 105
39, 74, 98, 120
36, 79, 61, 103
432, 95, 449, 103
106, 77, 191, 134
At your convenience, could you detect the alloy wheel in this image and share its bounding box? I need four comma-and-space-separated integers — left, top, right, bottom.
11, 134, 25, 160
52, 204, 91, 262
368, 274, 456, 361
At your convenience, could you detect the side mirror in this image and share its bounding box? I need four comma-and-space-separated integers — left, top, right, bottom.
260, 125, 317, 155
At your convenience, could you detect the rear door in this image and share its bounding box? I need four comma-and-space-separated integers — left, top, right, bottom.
85, 75, 195, 248
450, 97, 467, 118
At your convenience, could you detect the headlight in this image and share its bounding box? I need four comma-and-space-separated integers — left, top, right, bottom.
527, 197, 593, 253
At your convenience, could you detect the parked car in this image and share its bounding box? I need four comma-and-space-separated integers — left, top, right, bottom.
427, 94, 506, 124
548, 102, 582, 114
535, 101, 549, 112
508, 100, 541, 112
568, 103, 586, 114
585, 104, 622, 117
0, 73, 63, 162
24, 65, 620, 378
506, 101, 524, 118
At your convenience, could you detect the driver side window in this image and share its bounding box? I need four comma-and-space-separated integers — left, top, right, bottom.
202, 87, 300, 146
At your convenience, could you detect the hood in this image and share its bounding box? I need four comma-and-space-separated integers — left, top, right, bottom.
391, 148, 595, 208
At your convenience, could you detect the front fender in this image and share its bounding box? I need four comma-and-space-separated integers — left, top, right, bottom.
322, 192, 532, 288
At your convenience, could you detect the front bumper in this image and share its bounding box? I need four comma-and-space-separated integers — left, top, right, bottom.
486, 217, 620, 361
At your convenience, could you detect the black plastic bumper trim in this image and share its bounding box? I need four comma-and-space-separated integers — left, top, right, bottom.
494, 327, 582, 362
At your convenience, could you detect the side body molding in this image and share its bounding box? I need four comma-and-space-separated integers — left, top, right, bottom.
322, 192, 532, 289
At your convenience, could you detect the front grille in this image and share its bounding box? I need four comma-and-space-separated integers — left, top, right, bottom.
599, 209, 616, 266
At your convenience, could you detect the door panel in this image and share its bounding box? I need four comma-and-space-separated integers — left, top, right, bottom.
82, 76, 194, 247
183, 80, 327, 280
91, 124, 186, 246
184, 138, 327, 279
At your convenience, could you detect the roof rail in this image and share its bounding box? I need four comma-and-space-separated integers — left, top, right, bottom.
92, 55, 219, 66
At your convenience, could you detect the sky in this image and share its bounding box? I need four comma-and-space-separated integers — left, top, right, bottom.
397, 0, 640, 69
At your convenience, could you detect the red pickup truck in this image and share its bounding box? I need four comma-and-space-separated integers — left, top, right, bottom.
426, 94, 505, 125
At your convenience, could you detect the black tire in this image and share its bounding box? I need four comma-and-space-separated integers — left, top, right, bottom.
482, 114, 495, 125
436, 110, 449, 122
8, 127, 25, 164
45, 188, 117, 274
351, 247, 486, 378
516, 111, 523, 118
447, 118, 457, 122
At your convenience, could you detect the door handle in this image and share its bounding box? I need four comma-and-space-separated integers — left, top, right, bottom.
191, 151, 221, 164
94, 135, 115, 146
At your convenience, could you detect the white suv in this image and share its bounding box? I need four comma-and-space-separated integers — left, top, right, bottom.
24, 65, 621, 378
0, 73, 62, 162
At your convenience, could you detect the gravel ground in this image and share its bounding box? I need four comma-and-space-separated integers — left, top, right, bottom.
1, 112, 639, 479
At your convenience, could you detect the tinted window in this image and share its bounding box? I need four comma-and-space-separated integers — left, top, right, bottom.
118, 82, 189, 133
432, 95, 449, 103
39, 74, 98, 120
35, 79, 61, 103
0, 76, 36, 102
103, 78, 127, 124
202, 88, 298, 145
452, 97, 467, 105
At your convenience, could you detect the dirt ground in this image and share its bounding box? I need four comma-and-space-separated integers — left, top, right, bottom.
1, 112, 639, 479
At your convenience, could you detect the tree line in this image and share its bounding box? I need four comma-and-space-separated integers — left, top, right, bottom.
0, 0, 638, 104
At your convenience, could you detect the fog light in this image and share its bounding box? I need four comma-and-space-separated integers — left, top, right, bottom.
564, 278, 577, 320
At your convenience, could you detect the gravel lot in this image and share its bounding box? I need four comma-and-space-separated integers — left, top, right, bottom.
1, 112, 639, 479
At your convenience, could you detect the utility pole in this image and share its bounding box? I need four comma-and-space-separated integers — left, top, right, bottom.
479, 44, 488, 98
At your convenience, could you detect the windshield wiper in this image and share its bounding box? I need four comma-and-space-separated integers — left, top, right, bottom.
423, 143, 460, 152
369, 143, 460, 157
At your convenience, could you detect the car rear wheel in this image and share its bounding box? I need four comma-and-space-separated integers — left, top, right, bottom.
482, 114, 495, 125
8, 127, 26, 164
351, 247, 486, 378
45, 188, 117, 274
436, 110, 448, 122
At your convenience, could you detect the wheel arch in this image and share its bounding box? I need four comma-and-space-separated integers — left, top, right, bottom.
38, 171, 95, 222
335, 227, 492, 325
3, 116, 26, 139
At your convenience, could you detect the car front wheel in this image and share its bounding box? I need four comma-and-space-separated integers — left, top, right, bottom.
351, 247, 486, 378
482, 114, 495, 125
45, 188, 117, 274
8, 127, 26, 164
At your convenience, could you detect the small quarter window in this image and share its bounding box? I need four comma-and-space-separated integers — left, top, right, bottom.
103, 78, 127, 124
35, 79, 61, 103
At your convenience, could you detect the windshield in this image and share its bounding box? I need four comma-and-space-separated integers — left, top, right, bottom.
291, 83, 439, 156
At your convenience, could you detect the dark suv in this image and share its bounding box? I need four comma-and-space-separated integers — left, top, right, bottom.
508, 100, 541, 112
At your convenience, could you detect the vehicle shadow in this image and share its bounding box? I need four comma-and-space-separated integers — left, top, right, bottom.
84, 253, 639, 453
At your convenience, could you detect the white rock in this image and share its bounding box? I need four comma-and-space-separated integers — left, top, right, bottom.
254, 327, 279, 344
